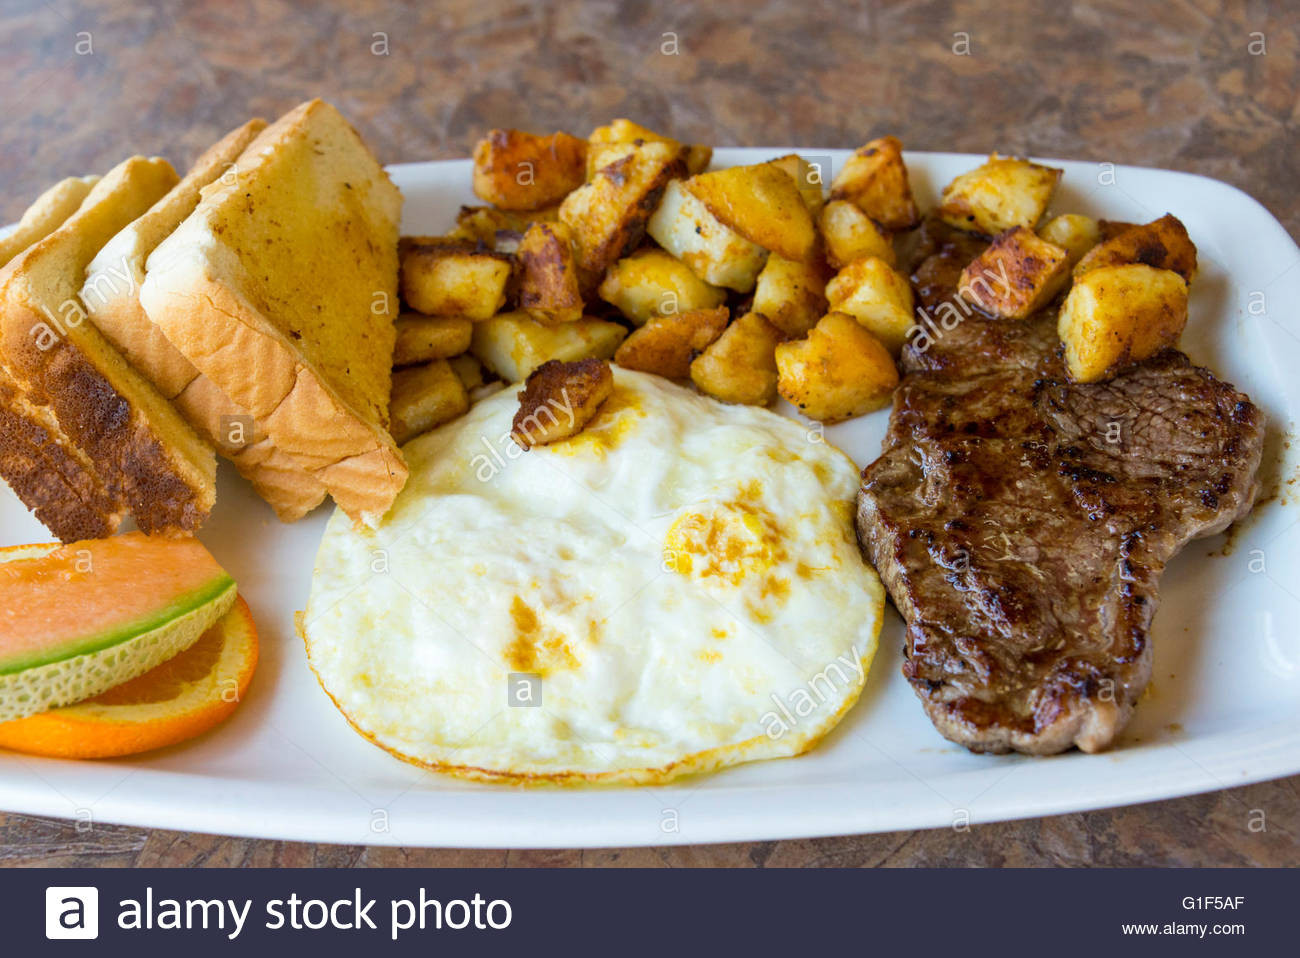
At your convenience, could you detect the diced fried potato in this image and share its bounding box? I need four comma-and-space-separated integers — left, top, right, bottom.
472, 129, 587, 211
1057, 264, 1189, 383
685, 163, 817, 262
516, 222, 584, 323
393, 314, 474, 366
1038, 213, 1101, 267
752, 255, 828, 338
1073, 213, 1198, 283
597, 248, 726, 326
390, 359, 470, 444
647, 178, 768, 291
828, 136, 919, 231
768, 153, 826, 216
1098, 220, 1138, 242
689, 311, 782, 406
400, 241, 512, 319
614, 305, 729, 379
558, 140, 686, 284
935, 153, 1062, 235
470, 310, 627, 383
957, 226, 1070, 320
775, 312, 899, 422
825, 256, 916, 354
818, 199, 896, 269
588, 119, 711, 177
449, 205, 559, 247
448, 352, 487, 392
511, 358, 614, 448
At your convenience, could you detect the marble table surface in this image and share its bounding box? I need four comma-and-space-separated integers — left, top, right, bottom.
1, 0, 1296, 867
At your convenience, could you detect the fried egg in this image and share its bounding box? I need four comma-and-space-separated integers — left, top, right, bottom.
302, 368, 884, 784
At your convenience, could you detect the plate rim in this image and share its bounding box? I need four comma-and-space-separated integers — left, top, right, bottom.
1, 149, 1298, 848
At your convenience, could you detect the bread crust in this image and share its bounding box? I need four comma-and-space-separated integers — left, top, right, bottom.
0, 176, 99, 270
0, 156, 217, 538
173, 375, 327, 521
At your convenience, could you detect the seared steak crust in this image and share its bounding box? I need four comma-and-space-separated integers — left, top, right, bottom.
857, 221, 1265, 754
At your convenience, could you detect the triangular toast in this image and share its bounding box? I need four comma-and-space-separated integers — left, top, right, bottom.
140, 99, 406, 525
0, 157, 216, 538
83, 119, 328, 522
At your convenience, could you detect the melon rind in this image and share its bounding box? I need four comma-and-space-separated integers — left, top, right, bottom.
0, 580, 236, 722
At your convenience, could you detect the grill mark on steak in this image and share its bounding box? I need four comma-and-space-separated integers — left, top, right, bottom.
856, 219, 1266, 754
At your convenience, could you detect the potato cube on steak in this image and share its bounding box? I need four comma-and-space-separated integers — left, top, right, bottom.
935, 153, 1062, 235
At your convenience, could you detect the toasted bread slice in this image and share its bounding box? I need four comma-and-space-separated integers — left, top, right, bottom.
140, 99, 407, 525
0, 156, 217, 537
0, 175, 100, 270
0, 173, 123, 540
84, 120, 266, 399
82, 119, 328, 521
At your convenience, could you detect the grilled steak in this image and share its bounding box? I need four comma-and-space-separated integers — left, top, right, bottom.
857, 221, 1266, 754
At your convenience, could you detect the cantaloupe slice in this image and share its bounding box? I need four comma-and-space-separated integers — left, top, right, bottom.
0, 533, 236, 722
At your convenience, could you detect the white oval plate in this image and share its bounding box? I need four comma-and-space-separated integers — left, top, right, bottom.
1, 150, 1297, 848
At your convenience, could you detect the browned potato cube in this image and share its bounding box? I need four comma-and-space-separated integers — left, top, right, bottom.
818, 199, 896, 269
400, 241, 512, 319
598, 248, 726, 325
1098, 220, 1138, 241
685, 163, 817, 263
516, 221, 584, 323
752, 255, 828, 338
957, 226, 1070, 319
449, 205, 559, 248
393, 314, 474, 366
470, 310, 627, 382
935, 154, 1062, 235
775, 312, 899, 422
828, 136, 919, 231
559, 140, 686, 284
614, 306, 729, 379
511, 358, 614, 448
1057, 264, 1188, 383
768, 153, 827, 216
825, 256, 915, 354
1073, 213, 1198, 283
472, 129, 587, 211
390, 359, 470, 444
646, 178, 768, 292
689, 311, 783, 406
1038, 213, 1101, 267
588, 119, 711, 176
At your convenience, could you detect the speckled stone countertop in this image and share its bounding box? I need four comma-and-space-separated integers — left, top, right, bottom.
2, 0, 1297, 867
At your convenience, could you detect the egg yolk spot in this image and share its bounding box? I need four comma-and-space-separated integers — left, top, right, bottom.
663, 494, 787, 587
505, 595, 579, 675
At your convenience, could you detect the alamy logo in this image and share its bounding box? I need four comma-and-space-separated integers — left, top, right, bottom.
45, 886, 99, 940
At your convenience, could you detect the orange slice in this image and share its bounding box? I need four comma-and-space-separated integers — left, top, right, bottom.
0, 596, 258, 759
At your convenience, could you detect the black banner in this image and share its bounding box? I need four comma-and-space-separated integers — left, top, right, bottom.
7, 867, 1294, 955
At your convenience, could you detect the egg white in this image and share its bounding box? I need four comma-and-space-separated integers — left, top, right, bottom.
302, 368, 884, 784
